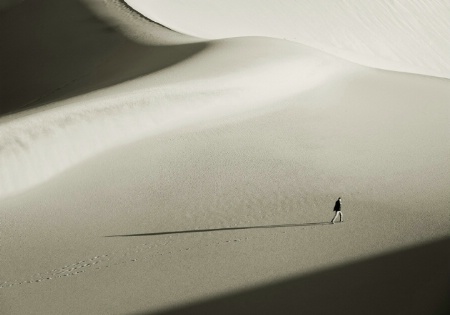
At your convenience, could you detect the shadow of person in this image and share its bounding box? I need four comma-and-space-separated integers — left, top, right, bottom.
105, 221, 331, 238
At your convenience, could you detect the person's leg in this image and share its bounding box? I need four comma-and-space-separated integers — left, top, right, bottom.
339, 211, 343, 222
331, 212, 339, 223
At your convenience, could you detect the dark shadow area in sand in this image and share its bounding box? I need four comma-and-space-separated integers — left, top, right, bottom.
133, 237, 450, 315
0, 0, 205, 116
106, 222, 332, 238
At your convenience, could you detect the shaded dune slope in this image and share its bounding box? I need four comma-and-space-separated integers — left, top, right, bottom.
0, 0, 205, 116
142, 238, 450, 315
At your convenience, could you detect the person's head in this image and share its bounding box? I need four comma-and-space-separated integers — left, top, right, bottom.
338, 197, 341, 201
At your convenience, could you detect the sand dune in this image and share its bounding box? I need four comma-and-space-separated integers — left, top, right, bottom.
0, 0, 203, 116
0, 1, 449, 314
0, 33, 356, 198
127, 0, 450, 79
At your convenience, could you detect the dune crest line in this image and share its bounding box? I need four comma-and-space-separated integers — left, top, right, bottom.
125, 0, 450, 79
0, 36, 352, 199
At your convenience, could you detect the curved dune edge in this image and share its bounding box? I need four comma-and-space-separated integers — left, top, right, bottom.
0, 0, 204, 116
0, 35, 357, 199
125, 0, 450, 79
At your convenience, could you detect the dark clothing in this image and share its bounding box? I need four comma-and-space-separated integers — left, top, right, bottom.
333, 200, 341, 211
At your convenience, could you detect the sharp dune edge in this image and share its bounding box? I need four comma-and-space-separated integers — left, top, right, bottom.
127, 0, 450, 79
0, 1, 449, 315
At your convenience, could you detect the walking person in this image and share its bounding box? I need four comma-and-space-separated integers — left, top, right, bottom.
331, 197, 343, 224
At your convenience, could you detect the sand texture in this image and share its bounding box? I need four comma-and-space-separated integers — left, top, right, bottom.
0, 0, 449, 314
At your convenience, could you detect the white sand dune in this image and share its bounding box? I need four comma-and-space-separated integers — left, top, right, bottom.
0, 1, 449, 314
127, 0, 450, 79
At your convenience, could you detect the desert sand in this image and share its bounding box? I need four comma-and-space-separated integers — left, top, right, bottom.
0, 1, 449, 314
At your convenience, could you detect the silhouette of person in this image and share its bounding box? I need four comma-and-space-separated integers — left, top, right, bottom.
331, 197, 343, 224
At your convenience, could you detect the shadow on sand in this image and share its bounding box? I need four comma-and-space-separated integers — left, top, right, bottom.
106, 222, 332, 238
0, 0, 205, 116
132, 237, 449, 315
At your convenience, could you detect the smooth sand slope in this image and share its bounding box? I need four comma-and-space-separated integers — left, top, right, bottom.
1, 1, 449, 314
127, 0, 450, 79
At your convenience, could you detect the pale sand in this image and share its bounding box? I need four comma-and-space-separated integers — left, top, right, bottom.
126, 0, 450, 79
0, 1, 449, 314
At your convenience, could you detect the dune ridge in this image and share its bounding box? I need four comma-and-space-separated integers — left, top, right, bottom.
2, 0, 449, 198
126, 0, 450, 79
0, 35, 355, 199
0, 0, 203, 116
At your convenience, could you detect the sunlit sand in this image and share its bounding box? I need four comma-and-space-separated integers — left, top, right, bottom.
0, 1, 449, 314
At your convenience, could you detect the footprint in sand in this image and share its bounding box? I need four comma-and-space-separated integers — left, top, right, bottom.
0, 254, 112, 289
1, 232, 253, 289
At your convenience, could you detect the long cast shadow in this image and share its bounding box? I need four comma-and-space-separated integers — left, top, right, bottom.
133, 237, 450, 315
0, 0, 205, 116
105, 222, 332, 238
